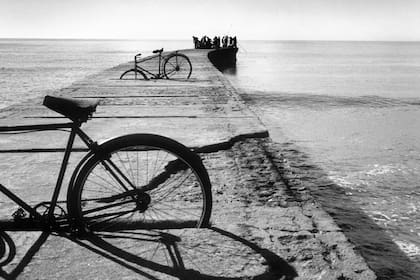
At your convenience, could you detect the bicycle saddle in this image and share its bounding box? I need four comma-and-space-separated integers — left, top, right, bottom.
152, 48, 163, 54
43, 95, 99, 123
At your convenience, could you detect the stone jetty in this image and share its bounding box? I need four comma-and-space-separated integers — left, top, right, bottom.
0, 49, 376, 279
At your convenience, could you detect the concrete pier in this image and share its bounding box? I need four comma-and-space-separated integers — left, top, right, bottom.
0, 49, 375, 279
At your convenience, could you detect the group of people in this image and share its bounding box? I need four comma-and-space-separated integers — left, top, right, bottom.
193, 35, 237, 49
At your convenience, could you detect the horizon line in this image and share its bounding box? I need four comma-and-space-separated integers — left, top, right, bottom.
1, 37, 420, 43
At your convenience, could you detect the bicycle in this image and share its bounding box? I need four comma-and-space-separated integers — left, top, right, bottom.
119, 48, 192, 80
0, 95, 212, 234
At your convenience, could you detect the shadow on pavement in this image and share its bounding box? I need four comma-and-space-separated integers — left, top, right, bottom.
0, 231, 49, 280
68, 227, 298, 279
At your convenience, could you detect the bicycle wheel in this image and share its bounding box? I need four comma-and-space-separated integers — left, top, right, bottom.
70, 134, 212, 232
119, 68, 148, 80
163, 53, 192, 79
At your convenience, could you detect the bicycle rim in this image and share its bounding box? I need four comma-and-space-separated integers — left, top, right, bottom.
164, 54, 192, 79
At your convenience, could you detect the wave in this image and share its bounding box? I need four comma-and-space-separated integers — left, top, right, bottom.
395, 241, 420, 259
365, 164, 403, 176
241, 91, 420, 108
0, 66, 92, 72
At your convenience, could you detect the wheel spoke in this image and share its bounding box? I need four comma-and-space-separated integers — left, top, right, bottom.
88, 210, 135, 231
93, 165, 127, 193
151, 171, 193, 203
178, 59, 187, 68
164, 55, 191, 79
165, 70, 176, 77
82, 197, 136, 216
74, 135, 210, 232
167, 61, 177, 69
123, 150, 137, 186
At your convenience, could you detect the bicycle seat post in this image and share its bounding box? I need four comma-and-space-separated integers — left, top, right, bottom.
134, 53, 142, 80
158, 52, 162, 77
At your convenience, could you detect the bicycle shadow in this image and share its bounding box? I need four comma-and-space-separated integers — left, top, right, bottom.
67, 226, 298, 280
0, 226, 297, 279
0, 231, 49, 280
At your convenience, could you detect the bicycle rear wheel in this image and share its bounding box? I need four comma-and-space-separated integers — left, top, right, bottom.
119, 68, 148, 80
163, 53, 192, 80
70, 134, 212, 232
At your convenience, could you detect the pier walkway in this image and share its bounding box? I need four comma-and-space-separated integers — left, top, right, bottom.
0, 49, 375, 279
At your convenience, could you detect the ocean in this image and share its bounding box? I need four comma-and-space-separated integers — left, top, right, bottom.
0, 39, 191, 109
224, 40, 420, 266
0, 39, 419, 271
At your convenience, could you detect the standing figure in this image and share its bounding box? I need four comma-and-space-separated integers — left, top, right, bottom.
228, 36, 233, 47
232, 36, 237, 48
222, 36, 228, 48
200, 36, 206, 48
205, 36, 211, 48
212, 36, 220, 48
192, 36, 199, 49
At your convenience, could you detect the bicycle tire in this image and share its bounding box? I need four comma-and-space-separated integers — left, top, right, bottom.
163, 53, 192, 80
69, 134, 212, 232
119, 68, 148, 80
0, 231, 15, 266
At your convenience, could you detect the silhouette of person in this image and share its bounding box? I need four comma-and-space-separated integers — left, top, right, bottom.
192, 36, 199, 49
213, 36, 220, 48
221, 36, 228, 48
231, 36, 237, 48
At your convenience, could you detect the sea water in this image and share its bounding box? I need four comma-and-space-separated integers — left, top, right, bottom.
0, 39, 190, 109
224, 40, 420, 265
0, 39, 419, 267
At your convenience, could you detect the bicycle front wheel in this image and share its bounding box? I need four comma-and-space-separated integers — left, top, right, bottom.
70, 134, 212, 232
119, 68, 148, 80
163, 53, 192, 80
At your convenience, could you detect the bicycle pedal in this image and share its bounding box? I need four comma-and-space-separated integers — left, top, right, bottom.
12, 208, 27, 221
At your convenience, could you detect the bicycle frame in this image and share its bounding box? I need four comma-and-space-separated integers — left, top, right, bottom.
133, 53, 162, 79
0, 122, 97, 228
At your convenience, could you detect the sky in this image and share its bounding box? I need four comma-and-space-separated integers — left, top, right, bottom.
0, 0, 419, 41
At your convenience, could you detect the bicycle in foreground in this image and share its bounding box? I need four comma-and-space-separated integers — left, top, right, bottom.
0, 97, 297, 279
120, 48, 192, 80
0, 95, 212, 235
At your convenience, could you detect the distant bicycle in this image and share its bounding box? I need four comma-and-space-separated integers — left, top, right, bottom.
120, 48, 192, 80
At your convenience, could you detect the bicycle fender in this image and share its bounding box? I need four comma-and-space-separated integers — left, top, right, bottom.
93, 133, 202, 160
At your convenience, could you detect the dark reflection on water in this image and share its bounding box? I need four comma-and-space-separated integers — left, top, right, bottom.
269, 142, 420, 279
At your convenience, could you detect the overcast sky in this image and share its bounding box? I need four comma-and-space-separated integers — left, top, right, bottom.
0, 0, 419, 41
